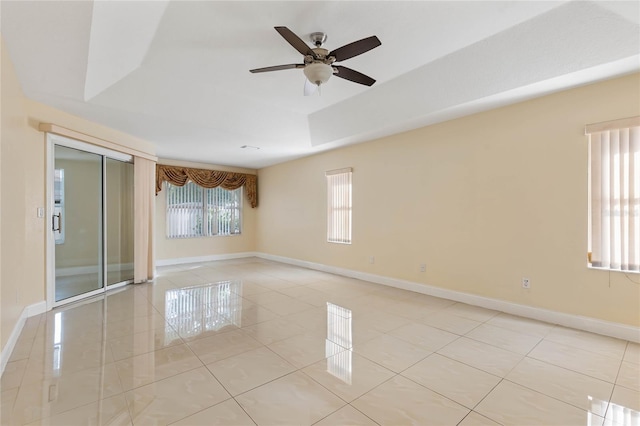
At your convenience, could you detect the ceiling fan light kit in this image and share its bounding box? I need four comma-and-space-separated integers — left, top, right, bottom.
303, 62, 333, 86
250, 26, 381, 95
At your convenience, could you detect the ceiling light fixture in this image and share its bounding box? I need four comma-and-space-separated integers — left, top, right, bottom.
303, 62, 333, 87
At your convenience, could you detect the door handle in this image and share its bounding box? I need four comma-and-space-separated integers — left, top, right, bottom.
52, 213, 62, 233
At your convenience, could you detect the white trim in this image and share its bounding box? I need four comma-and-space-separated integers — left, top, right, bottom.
46, 137, 55, 310
54, 287, 106, 309
55, 263, 134, 277
49, 133, 133, 162
585, 115, 640, 135
155, 252, 258, 267
39, 123, 156, 162
255, 253, 640, 343
325, 167, 353, 176
1, 301, 46, 375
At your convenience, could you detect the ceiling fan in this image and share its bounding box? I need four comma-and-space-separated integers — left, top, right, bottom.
250, 26, 381, 95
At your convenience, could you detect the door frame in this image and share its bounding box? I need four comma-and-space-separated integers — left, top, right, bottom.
46, 134, 133, 309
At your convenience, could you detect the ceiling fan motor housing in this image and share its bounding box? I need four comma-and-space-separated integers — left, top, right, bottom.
310, 32, 327, 47
305, 48, 334, 64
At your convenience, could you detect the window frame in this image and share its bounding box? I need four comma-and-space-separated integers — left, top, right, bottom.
326, 168, 353, 245
586, 116, 640, 273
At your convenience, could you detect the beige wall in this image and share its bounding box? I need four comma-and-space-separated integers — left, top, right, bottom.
155, 159, 257, 261
257, 73, 640, 327
1, 36, 44, 350
0, 35, 155, 351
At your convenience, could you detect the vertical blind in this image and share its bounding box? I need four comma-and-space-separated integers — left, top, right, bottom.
587, 117, 639, 272
166, 182, 241, 238
326, 302, 353, 384
326, 168, 353, 244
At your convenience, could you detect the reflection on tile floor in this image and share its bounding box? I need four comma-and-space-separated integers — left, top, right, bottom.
1, 257, 639, 425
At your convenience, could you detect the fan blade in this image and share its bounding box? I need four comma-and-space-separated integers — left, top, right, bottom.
333, 65, 376, 86
250, 64, 304, 73
329, 36, 381, 62
274, 26, 317, 58
304, 78, 318, 96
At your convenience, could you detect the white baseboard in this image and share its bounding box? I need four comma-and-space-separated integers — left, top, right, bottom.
255, 252, 640, 343
155, 252, 258, 267
1, 301, 47, 375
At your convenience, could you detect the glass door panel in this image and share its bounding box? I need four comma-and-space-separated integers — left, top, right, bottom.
106, 158, 134, 286
54, 145, 104, 302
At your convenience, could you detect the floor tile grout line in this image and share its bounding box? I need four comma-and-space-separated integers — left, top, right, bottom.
203, 346, 298, 398
16, 391, 129, 425
542, 326, 629, 358
0, 358, 29, 394
432, 351, 523, 384
500, 377, 610, 421
510, 352, 618, 387
401, 348, 504, 379
126, 363, 232, 424
455, 410, 504, 426
345, 402, 383, 426
467, 320, 548, 339
117, 353, 205, 393
467, 376, 506, 424
604, 342, 628, 420
436, 334, 528, 361
231, 396, 260, 426
308, 399, 380, 426
458, 329, 543, 357
228, 367, 339, 424
416, 313, 485, 336
398, 367, 480, 413
526, 351, 622, 384
294, 348, 379, 403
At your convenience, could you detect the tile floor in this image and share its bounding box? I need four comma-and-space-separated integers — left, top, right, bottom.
1, 257, 638, 425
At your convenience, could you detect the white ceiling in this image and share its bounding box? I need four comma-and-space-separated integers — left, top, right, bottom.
2, 1, 639, 169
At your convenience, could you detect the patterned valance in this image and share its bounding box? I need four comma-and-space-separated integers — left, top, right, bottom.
156, 164, 258, 208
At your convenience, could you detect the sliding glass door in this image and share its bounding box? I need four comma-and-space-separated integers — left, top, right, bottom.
52, 139, 134, 305
106, 158, 134, 286
53, 146, 104, 302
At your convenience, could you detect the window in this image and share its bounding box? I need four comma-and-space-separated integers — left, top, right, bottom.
326, 168, 352, 244
166, 182, 241, 238
587, 116, 639, 272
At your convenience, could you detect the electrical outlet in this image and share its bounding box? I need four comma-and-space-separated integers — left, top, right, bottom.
420, 263, 426, 272
522, 277, 531, 289
368, 256, 375, 264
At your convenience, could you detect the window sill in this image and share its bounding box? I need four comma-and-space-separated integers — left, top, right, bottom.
167, 233, 242, 240
587, 265, 640, 275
